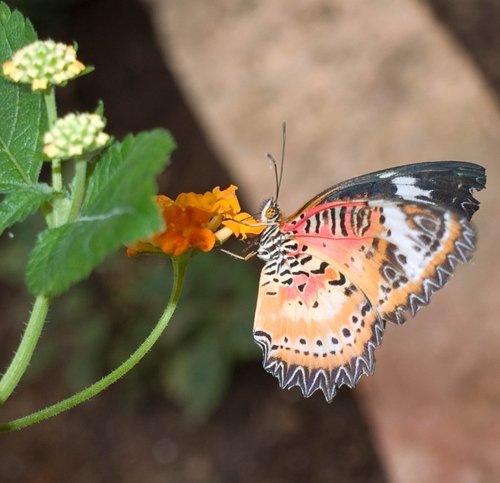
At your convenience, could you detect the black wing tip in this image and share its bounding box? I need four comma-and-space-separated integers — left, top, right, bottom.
400, 161, 485, 221
410, 161, 486, 220
447, 161, 486, 219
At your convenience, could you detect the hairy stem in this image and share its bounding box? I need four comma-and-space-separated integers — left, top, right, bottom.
0, 295, 51, 404
0, 84, 60, 403
0, 256, 188, 431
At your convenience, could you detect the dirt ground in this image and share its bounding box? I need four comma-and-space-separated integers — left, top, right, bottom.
1, 0, 499, 482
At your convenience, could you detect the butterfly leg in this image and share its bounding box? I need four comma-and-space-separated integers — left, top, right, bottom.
218, 248, 257, 261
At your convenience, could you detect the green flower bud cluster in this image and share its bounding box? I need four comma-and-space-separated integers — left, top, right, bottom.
43, 113, 110, 159
2, 40, 85, 90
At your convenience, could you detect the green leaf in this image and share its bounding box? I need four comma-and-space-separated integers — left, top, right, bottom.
0, 183, 51, 235
26, 129, 176, 296
0, 3, 47, 192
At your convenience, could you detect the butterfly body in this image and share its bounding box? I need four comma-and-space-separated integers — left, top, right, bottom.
253, 161, 486, 401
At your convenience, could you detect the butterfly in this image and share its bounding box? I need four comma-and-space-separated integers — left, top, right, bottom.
252, 155, 486, 402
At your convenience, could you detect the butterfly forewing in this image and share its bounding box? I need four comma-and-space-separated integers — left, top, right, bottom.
253, 161, 485, 401
289, 161, 486, 221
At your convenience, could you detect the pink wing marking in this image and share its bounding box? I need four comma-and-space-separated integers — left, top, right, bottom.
282, 200, 385, 260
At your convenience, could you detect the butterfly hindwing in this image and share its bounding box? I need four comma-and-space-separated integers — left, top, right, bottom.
370, 201, 476, 322
254, 248, 385, 401
253, 161, 485, 401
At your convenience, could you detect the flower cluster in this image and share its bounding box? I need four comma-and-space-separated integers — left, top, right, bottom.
43, 113, 110, 159
2, 40, 85, 90
127, 185, 264, 257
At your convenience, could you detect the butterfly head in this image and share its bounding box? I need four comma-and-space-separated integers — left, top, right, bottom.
260, 198, 281, 223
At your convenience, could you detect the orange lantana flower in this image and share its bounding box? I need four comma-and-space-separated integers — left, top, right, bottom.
127, 185, 263, 257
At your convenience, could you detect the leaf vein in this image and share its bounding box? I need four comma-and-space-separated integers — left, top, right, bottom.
77, 208, 135, 223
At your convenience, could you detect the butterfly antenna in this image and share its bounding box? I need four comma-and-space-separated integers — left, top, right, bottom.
277, 121, 286, 201
266, 152, 280, 202
266, 122, 287, 202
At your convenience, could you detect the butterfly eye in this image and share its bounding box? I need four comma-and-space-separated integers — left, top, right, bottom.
265, 205, 280, 220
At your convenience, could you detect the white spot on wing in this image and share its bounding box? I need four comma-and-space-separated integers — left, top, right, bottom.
392, 176, 431, 201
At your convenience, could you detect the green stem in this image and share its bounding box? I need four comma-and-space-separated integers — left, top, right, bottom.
44, 87, 63, 195
0, 256, 188, 432
44, 87, 57, 126
0, 87, 59, 403
0, 295, 51, 404
51, 158, 62, 192
67, 158, 88, 222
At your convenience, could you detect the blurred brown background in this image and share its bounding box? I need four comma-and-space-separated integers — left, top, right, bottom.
1, 0, 499, 482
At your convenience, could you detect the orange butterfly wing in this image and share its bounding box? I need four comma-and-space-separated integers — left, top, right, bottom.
253, 162, 485, 401
254, 250, 385, 401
